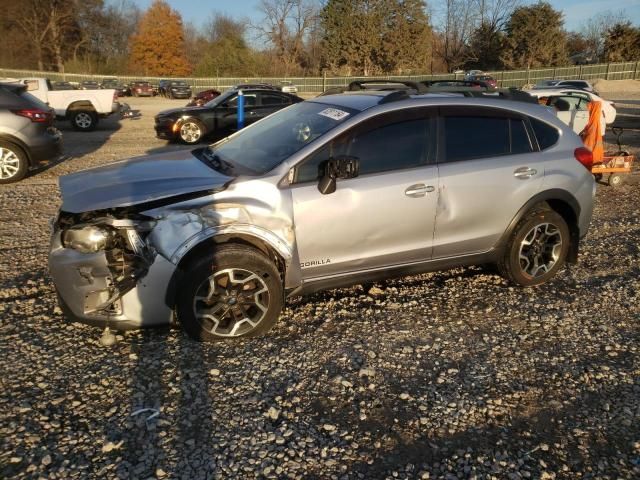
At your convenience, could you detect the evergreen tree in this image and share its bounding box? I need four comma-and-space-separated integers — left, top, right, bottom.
604, 22, 640, 62
321, 0, 430, 76
502, 1, 568, 69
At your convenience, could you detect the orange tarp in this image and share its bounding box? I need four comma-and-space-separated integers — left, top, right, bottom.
581, 101, 604, 163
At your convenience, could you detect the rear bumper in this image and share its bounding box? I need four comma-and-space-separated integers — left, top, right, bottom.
28, 128, 63, 166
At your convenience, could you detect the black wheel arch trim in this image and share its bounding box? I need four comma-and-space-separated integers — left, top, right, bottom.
496, 189, 582, 263
0, 134, 32, 166
66, 101, 97, 114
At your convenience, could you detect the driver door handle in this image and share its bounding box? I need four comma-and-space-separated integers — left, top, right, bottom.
405, 183, 435, 197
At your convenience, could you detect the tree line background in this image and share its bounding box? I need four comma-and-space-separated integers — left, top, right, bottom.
0, 0, 639, 78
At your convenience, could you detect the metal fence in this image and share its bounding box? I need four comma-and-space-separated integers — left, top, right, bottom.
1, 61, 638, 94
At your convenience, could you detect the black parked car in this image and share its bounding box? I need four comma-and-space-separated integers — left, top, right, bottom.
155, 88, 303, 144
101, 78, 129, 97
0, 82, 63, 183
52, 81, 75, 91
158, 80, 192, 99
232, 83, 278, 91
81, 80, 101, 90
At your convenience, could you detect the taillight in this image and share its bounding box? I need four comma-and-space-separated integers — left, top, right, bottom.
11, 109, 50, 123
574, 147, 593, 170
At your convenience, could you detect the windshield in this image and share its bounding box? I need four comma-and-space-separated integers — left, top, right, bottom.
171, 81, 187, 87
203, 101, 357, 175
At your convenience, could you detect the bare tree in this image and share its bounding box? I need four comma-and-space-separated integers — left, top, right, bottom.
581, 10, 626, 62
474, 0, 520, 31
433, 0, 478, 71
10, 0, 53, 70
253, 0, 319, 75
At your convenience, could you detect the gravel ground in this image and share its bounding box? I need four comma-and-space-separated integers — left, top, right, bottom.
1, 94, 639, 480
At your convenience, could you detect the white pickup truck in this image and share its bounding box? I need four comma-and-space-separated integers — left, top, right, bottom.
19, 78, 120, 131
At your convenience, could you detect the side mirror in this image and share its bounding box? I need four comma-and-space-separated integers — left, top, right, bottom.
317, 155, 359, 194
318, 174, 336, 195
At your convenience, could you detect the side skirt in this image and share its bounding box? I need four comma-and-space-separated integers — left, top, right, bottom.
287, 250, 499, 297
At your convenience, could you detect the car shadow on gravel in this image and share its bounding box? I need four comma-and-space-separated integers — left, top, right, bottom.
56, 115, 123, 158
307, 331, 640, 478
106, 328, 216, 479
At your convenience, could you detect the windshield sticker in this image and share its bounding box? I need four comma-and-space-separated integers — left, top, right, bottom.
318, 108, 350, 121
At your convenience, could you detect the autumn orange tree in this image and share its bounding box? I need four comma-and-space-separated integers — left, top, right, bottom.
129, 0, 190, 76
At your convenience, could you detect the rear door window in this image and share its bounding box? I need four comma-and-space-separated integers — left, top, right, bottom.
442, 113, 510, 162
441, 107, 533, 161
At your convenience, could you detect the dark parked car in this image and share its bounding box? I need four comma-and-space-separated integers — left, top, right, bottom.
101, 78, 128, 97
423, 79, 496, 90
0, 82, 62, 183
81, 80, 101, 90
186, 88, 221, 107
155, 88, 303, 144
232, 83, 279, 91
130, 81, 153, 97
52, 81, 75, 91
466, 74, 497, 88
159, 80, 192, 99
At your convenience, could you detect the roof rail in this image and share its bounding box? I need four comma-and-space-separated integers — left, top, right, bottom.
377, 90, 411, 104
459, 89, 538, 103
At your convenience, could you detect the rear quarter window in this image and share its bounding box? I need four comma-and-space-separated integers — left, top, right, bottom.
529, 117, 560, 150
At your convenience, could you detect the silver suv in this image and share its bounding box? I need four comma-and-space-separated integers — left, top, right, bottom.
49, 90, 596, 341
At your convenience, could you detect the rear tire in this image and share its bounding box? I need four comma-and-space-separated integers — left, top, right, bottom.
0, 141, 28, 184
70, 110, 97, 131
497, 206, 570, 286
608, 173, 623, 187
176, 245, 283, 342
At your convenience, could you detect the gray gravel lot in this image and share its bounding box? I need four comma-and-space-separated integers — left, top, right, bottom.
1, 95, 639, 479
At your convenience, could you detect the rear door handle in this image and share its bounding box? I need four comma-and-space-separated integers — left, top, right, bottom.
405, 183, 435, 197
513, 167, 537, 179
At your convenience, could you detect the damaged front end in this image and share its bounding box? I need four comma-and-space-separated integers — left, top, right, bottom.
49, 208, 175, 329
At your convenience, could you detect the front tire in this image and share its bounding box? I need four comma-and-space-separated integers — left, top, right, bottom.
71, 110, 97, 131
0, 141, 28, 184
176, 245, 283, 342
178, 119, 205, 144
498, 206, 569, 286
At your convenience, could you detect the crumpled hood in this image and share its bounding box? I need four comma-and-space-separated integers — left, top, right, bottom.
59, 150, 233, 213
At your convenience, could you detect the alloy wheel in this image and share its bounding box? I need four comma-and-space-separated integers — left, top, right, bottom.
75, 112, 93, 129
180, 122, 201, 143
192, 268, 270, 337
518, 223, 563, 278
0, 147, 20, 180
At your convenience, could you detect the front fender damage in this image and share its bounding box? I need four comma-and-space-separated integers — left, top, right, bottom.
52, 194, 297, 325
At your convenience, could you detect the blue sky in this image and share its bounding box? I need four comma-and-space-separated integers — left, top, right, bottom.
130, 0, 640, 32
